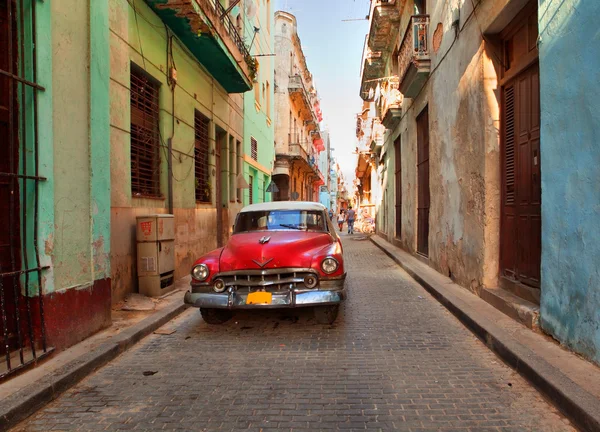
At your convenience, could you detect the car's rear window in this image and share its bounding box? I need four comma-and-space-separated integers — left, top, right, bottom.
234, 210, 327, 233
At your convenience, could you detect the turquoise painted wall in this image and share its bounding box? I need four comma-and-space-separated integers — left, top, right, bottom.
539, 0, 600, 365
242, 0, 275, 205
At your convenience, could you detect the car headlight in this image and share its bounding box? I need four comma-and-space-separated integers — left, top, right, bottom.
191, 264, 209, 281
321, 257, 339, 274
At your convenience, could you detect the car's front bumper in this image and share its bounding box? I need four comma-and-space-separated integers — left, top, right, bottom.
184, 277, 346, 309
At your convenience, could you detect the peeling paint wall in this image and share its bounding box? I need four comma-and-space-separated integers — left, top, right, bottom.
376, 0, 525, 292
109, 0, 244, 302
538, 0, 600, 366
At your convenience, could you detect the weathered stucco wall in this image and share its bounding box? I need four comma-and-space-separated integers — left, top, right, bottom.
109, 0, 244, 302
538, 0, 600, 365
50, 0, 111, 290
376, 0, 521, 292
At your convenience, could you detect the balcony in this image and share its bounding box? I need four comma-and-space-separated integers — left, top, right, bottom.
367, 0, 402, 53
377, 77, 403, 129
398, 15, 431, 98
145, 0, 253, 93
359, 0, 404, 101
288, 75, 318, 128
283, 142, 324, 184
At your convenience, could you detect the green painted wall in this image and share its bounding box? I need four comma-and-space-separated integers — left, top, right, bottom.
242, 0, 275, 205
90, 0, 111, 280
109, 0, 245, 300
40, 0, 111, 292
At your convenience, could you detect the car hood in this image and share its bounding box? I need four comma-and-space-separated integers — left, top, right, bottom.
219, 231, 333, 271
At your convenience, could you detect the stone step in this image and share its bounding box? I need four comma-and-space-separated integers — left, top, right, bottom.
480, 287, 540, 330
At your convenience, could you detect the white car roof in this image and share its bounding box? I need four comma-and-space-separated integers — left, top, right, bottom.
240, 201, 327, 213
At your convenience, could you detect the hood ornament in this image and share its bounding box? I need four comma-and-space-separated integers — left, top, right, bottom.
259, 236, 271, 244
252, 257, 273, 268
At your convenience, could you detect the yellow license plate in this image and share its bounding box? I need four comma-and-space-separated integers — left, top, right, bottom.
246, 291, 272, 305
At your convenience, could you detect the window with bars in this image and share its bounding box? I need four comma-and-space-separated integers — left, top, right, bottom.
251, 137, 258, 161
249, 175, 254, 204
1, 0, 51, 378
130, 65, 161, 197
195, 111, 211, 203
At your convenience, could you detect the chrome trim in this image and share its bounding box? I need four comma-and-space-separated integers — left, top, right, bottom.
216, 267, 317, 277
184, 286, 346, 309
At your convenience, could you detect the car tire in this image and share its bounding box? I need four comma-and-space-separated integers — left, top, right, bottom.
314, 305, 340, 324
200, 308, 233, 324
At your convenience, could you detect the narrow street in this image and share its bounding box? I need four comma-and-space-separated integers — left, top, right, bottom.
11, 235, 573, 432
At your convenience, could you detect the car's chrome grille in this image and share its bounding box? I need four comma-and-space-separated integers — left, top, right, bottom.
216, 269, 318, 294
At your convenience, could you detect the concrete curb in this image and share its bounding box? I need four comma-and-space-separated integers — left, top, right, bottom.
0, 301, 189, 431
371, 235, 600, 432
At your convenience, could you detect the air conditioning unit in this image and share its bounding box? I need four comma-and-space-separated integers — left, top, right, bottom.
136, 214, 175, 297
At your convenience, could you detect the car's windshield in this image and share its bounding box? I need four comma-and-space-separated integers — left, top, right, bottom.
234, 210, 327, 233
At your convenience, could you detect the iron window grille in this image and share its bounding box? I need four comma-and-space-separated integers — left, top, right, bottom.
130, 65, 161, 198
251, 137, 258, 161
0, 0, 52, 381
195, 111, 211, 203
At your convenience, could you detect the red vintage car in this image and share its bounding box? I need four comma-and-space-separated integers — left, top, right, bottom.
184, 202, 346, 324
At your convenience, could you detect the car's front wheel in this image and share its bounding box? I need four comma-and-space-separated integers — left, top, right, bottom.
314, 305, 340, 324
200, 308, 233, 324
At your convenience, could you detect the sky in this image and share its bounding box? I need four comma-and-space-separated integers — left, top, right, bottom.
274, 0, 371, 186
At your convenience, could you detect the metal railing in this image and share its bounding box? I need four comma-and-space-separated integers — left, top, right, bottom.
398, 15, 430, 82
208, 0, 251, 60
1, 0, 52, 381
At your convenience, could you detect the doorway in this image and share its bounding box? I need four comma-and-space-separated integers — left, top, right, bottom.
500, 2, 541, 287
417, 107, 430, 256
394, 136, 402, 239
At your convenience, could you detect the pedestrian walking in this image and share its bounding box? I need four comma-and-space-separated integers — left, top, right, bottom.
337, 210, 345, 231
347, 206, 356, 234
328, 208, 334, 220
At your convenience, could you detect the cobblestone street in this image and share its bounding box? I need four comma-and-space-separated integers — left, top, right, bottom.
12, 236, 575, 432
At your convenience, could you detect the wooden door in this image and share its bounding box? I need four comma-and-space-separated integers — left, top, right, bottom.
501, 64, 541, 286
417, 108, 430, 256
500, 2, 541, 287
394, 136, 402, 239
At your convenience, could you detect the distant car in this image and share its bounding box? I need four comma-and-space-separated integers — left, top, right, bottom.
184, 201, 346, 324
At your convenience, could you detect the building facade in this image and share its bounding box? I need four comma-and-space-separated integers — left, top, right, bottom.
0, 0, 111, 376
272, 11, 325, 202
242, 0, 275, 206
109, 0, 254, 301
358, 0, 600, 365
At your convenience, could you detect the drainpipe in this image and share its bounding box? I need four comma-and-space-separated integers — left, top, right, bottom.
165, 29, 175, 214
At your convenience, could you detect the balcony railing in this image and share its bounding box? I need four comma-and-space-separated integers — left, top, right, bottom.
210, 0, 251, 60
398, 15, 431, 98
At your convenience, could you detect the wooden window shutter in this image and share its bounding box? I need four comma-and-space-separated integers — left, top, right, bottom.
251, 137, 258, 161
503, 84, 516, 206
